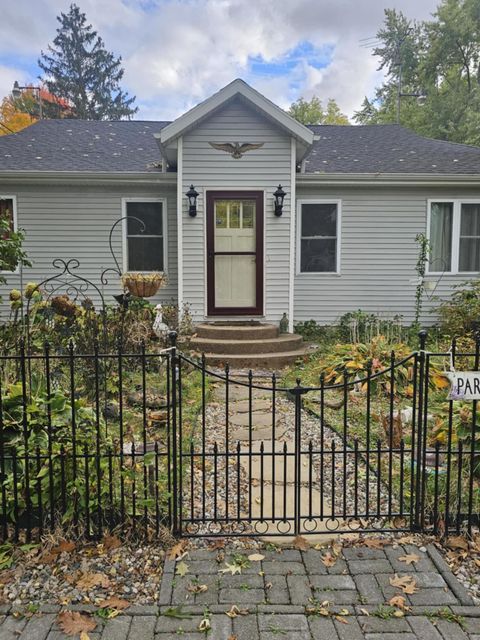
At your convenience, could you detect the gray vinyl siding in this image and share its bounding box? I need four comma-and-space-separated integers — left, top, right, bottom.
181, 98, 292, 323
0, 182, 177, 320
294, 185, 480, 326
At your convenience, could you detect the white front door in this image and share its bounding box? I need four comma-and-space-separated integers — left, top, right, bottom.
207, 192, 263, 315
214, 199, 256, 308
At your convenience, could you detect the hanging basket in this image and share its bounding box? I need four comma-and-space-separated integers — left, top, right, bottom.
122, 272, 167, 298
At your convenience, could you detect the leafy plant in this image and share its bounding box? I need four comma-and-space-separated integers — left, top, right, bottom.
435, 279, 480, 338
413, 233, 431, 329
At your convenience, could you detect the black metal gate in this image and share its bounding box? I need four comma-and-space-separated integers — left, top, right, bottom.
0, 332, 478, 542
169, 332, 479, 538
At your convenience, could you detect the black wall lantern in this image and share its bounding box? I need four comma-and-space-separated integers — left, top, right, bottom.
273, 184, 286, 216
186, 184, 199, 217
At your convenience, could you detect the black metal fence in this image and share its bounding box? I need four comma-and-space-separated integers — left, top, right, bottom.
0, 332, 479, 542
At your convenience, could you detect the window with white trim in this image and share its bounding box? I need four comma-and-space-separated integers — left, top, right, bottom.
428, 200, 480, 273
125, 200, 165, 272
0, 197, 15, 236
299, 202, 339, 273
0, 196, 17, 273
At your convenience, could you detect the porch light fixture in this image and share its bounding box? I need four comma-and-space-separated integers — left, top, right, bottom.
273, 184, 286, 216
186, 184, 199, 217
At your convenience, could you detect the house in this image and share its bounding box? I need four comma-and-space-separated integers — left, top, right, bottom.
0, 78, 479, 361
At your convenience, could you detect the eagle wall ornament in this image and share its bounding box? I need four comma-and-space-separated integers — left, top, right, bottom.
208, 142, 264, 159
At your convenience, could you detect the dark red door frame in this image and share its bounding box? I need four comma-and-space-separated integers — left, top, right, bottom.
206, 190, 264, 316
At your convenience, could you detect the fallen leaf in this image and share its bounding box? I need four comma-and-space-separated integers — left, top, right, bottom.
198, 618, 211, 632
292, 535, 310, 551
209, 540, 225, 550
398, 553, 420, 565
225, 605, 249, 618
335, 615, 349, 624
447, 536, 469, 551
57, 611, 96, 637
76, 573, 111, 591
363, 538, 389, 549
98, 597, 130, 610
393, 610, 405, 617
56, 540, 76, 554
103, 534, 121, 551
219, 562, 242, 575
247, 553, 265, 562
338, 608, 350, 616
321, 552, 337, 567
168, 541, 187, 561
389, 574, 418, 594
227, 636, 238, 640
359, 608, 370, 616
388, 595, 408, 610
187, 583, 208, 594
175, 561, 189, 577
80, 632, 91, 640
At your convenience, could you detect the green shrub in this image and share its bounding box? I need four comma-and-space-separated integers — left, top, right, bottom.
435, 279, 480, 338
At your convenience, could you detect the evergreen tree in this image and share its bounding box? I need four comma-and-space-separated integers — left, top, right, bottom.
38, 4, 137, 120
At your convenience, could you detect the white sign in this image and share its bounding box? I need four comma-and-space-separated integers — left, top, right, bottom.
446, 372, 480, 400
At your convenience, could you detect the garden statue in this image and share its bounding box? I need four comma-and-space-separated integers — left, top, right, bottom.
153, 304, 170, 338
279, 312, 289, 334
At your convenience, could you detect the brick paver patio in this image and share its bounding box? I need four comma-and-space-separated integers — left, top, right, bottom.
0, 542, 479, 639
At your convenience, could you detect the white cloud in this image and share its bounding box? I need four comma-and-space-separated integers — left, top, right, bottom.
0, 0, 439, 120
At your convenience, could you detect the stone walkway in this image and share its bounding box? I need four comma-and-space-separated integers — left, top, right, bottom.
1, 543, 479, 639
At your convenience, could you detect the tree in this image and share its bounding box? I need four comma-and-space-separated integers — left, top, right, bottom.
38, 3, 137, 120
0, 96, 35, 136
354, 2, 480, 146
288, 96, 349, 125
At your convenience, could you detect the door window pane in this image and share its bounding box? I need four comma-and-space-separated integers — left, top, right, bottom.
460, 203, 480, 271
242, 202, 255, 228
430, 202, 453, 272
229, 202, 241, 229
215, 201, 228, 228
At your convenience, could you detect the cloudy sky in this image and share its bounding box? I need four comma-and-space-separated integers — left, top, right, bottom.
0, 0, 438, 121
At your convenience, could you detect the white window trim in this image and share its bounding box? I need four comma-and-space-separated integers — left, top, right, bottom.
121, 197, 168, 274
0, 195, 19, 275
296, 199, 341, 275
427, 198, 480, 275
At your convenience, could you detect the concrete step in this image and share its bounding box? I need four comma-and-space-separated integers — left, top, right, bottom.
192, 334, 303, 355
202, 349, 308, 371
196, 322, 279, 341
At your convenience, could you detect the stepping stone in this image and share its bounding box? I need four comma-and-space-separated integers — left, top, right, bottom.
241, 453, 297, 483
230, 411, 278, 428
213, 384, 271, 402
232, 423, 289, 441
229, 399, 272, 413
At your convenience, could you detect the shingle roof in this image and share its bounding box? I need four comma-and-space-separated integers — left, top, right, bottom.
0, 119, 169, 172
1, 119, 480, 175
305, 123, 480, 174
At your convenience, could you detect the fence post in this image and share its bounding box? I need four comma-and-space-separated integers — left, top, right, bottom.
169, 331, 179, 536
413, 329, 427, 531
293, 378, 305, 536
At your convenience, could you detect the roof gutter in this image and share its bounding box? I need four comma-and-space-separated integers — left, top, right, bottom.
297, 173, 480, 187
0, 171, 177, 185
